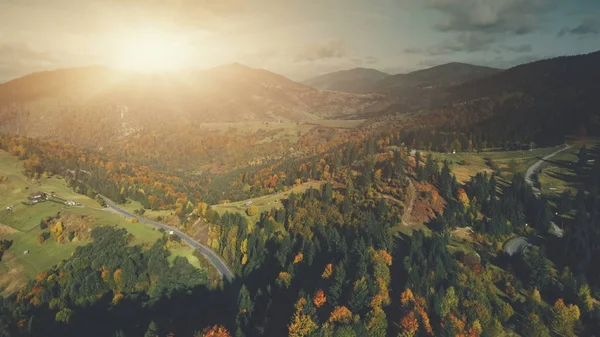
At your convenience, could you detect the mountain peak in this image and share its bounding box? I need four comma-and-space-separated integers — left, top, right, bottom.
302, 68, 390, 93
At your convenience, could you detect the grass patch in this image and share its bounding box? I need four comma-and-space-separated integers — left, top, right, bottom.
0, 150, 203, 293
212, 181, 324, 224
538, 137, 600, 196
427, 146, 570, 183
168, 244, 202, 269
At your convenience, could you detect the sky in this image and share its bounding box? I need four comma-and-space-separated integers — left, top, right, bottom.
0, 0, 599, 82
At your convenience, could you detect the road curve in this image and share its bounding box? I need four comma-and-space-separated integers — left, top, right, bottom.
103, 199, 234, 282
525, 144, 574, 197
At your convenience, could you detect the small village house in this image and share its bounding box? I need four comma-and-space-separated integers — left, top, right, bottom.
28, 192, 48, 204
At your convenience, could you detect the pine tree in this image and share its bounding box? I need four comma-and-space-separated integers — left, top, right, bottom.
144, 321, 159, 337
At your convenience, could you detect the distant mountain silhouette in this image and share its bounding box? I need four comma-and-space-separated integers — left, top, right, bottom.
381, 51, 600, 145
378, 62, 501, 90
302, 68, 390, 93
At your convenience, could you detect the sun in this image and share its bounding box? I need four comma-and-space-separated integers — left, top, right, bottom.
116, 30, 188, 72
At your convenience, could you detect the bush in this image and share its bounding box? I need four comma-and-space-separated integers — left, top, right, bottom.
246, 205, 259, 216
37, 232, 51, 245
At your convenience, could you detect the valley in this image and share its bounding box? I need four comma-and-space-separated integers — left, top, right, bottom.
0, 150, 209, 294
0, 50, 599, 337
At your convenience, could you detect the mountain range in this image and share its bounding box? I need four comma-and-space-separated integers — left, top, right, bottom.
1, 51, 599, 150
301, 68, 390, 93
302, 62, 501, 93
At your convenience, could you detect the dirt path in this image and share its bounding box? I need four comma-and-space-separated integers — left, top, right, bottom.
401, 178, 417, 226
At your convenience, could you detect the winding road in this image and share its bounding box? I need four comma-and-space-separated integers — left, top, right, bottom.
103, 199, 234, 282
525, 144, 574, 237
525, 144, 574, 197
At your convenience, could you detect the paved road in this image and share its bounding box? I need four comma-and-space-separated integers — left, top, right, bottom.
524, 145, 573, 237
103, 199, 234, 282
525, 145, 574, 197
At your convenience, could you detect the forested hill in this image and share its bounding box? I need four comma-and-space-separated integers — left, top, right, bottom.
1, 137, 600, 336
382, 51, 600, 147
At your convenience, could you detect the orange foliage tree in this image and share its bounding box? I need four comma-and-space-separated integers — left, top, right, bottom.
313, 289, 327, 308
328, 306, 353, 324
198, 325, 232, 337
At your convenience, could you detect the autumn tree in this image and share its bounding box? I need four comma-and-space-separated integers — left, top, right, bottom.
199, 325, 232, 337
313, 289, 327, 308
521, 313, 551, 337
550, 299, 580, 336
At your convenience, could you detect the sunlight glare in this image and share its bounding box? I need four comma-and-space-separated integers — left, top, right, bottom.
116, 30, 189, 72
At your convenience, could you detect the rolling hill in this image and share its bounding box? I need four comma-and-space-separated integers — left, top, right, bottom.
378, 62, 501, 91
0, 64, 390, 152
302, 67, 390, 93
380, 51, 600, 146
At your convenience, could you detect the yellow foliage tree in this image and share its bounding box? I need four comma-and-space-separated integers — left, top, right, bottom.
196, 202, 209, 217
322, 263, 333, 279
288, 304, 318, 337
550, 299, 580, 336
277, 272, 292, 288
293, 252, 304, 264
112, 293, 124, 305
457, 188, 470, 207
246, 205, 259, 216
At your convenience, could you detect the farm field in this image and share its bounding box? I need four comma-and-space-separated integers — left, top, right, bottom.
211, 181, 324, 224
0, 150, 201, 294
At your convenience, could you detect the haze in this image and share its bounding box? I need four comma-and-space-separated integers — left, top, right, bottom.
1, 0, 599, 82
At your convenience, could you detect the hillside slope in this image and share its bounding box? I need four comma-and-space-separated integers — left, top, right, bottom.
379, 62, 501, 90
0, 64, 390, 153
381, 51, 600, 146
302, 67, 390, 93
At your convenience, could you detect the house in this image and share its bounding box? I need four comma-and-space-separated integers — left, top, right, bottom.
5, 206, 13, 211
168, 230, 174, 235
23, 250, 29, 255
28, 192, 47, 204
244, 201, 253, 207
65, 200, 77, 206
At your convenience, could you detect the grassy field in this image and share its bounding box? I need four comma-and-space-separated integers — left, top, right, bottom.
427, 146, 574, 183
168, 244, 202, 269
118, 199, 172, 222
211, 181, 324, 224
537, 137, 599, 196
0, 150, 201, 294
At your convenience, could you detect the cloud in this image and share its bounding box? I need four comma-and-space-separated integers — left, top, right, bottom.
427, 0, 553, 35
403, 48, 423, 54
427, 32, 497, 55
365, 56, 379, 65
0, 43, 56, 82
503, 44, 533, 53
0, 43, 55, 63
91, 0, 244, 30
558, 17, 600, 37
294, 40, 346, 62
